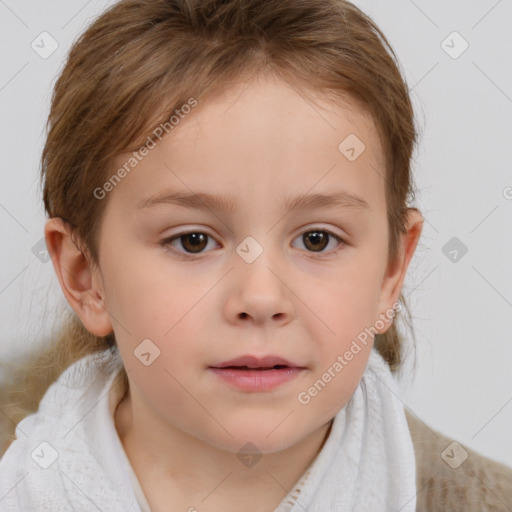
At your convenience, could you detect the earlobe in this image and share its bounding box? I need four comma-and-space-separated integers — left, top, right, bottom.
376, 208, 424, 333
44, 217, 113, 337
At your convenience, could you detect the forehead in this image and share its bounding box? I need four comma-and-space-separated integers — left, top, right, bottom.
107, 74, 387, 218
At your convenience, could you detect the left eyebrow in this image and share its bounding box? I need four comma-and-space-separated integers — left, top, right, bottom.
136, 190, 371, 214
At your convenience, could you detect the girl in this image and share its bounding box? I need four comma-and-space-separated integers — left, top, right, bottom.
1, 0, 511, 511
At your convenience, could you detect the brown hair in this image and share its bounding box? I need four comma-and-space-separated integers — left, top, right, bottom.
1, 0, 421, 455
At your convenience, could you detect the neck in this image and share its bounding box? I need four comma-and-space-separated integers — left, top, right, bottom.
114, 387, 333, 511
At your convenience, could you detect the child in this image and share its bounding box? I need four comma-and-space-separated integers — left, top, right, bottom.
1, 0, 511, 511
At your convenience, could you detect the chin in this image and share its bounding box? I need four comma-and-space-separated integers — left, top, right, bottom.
207, 422, 304, 456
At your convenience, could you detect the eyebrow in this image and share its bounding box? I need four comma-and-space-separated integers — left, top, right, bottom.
136, 189, 370, 213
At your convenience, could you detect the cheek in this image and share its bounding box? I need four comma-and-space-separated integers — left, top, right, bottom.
298, 342, 373, 422
102, 247, 207, 332
128, 359, 199, 427
298, 267, 381, 338
110, 275, 210, 369
295, 266, 380, 402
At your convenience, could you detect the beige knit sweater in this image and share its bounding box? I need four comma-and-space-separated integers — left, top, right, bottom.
405, 408, 512, 511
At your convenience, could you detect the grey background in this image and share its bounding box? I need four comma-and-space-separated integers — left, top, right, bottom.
1, 0, 511, 468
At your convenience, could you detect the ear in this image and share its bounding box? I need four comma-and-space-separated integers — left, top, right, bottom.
375, 208, 424, 333
44, 217, 113, 337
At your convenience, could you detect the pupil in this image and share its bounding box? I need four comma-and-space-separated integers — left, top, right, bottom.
183, 233, 207, 252
304, 231, 327, 252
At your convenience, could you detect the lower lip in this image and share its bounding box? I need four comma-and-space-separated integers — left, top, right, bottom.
208, 367, 305, 392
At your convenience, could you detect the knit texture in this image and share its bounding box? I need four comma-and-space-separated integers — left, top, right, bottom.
405, 409, 512, 511
273, 346, 417, 511
3, 346, 511, 511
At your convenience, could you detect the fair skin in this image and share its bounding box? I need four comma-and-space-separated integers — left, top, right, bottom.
45, 73, 423, 511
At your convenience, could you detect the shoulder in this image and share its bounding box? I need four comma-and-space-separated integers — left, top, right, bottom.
405, 408, 512, 512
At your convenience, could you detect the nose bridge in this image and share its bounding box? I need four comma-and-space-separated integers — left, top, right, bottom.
226, 232, 293, 324
235, 232, 283, 291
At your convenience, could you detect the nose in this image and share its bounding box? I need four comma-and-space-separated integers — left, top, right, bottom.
223, 245, 294, 327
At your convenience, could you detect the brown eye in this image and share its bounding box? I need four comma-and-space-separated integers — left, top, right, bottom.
303, 231, 329, 252
179, 233, 208, 253
160, 231, 215, 256
292, 228, 344, 254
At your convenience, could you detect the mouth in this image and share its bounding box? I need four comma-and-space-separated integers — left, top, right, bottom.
208, 366, 305, 392
210, 354, 304, 370
219, 365, 291, 371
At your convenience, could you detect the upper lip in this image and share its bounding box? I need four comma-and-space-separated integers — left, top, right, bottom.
210, 355, 303, 369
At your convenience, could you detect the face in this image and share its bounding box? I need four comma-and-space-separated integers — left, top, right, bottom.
92, 74, 397, 454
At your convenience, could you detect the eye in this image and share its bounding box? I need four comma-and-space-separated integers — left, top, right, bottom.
160, 227, 345, 258
291, 227, 345, 255
160, 231, 218, 257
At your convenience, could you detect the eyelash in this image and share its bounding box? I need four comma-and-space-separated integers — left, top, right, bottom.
159, 227, 346, 259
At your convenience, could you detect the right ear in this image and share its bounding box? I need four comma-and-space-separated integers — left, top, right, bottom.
44, 217, 113, 337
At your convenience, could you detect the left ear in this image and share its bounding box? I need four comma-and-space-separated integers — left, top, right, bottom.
375, 208, 424, 333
